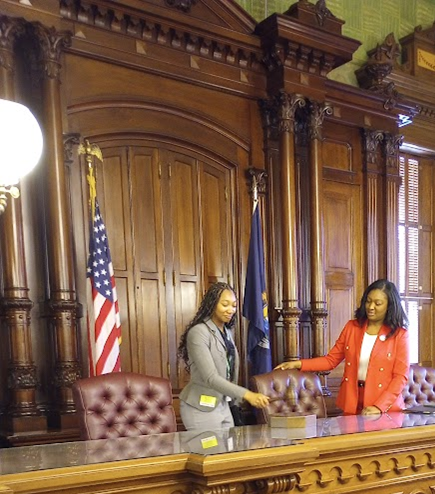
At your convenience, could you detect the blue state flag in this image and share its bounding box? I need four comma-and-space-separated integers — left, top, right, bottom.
243, 203, 272, 376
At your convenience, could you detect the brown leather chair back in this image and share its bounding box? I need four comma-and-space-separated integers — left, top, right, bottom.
72, 372, 177, 440
250, 369, 327, 424
402, 364, 435, 408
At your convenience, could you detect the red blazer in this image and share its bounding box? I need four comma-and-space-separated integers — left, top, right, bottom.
300, 320, 410, 415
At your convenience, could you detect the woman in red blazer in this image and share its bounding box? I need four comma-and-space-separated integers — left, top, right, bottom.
277, 279, 410, 415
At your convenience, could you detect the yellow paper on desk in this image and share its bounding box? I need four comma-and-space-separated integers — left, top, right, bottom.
268, 412, 316, 429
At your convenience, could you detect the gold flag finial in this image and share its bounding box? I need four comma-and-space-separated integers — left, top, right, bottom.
78, 139, 103, 224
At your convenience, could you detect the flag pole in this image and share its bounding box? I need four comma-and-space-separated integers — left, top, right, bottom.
79, 140, 122, 376
243, 168, 272, 377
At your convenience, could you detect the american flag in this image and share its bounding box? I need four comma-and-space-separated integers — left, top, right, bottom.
87, 198, 121, 375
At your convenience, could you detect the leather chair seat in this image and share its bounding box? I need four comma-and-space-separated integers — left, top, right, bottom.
402, 364, 435, 408
72, 372, 177, 440
250, 369, 327, 424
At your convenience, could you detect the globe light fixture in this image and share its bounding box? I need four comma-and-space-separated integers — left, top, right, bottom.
0, 99, 43, 214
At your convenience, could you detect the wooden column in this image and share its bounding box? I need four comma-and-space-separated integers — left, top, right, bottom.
384, 133, 403, 285
32, 24, 81, 427
307, 101, 332, 395
363, 129, 384, 284
0, 16, 46, 433
307, 101, 331, 358
276, 90, 304, 361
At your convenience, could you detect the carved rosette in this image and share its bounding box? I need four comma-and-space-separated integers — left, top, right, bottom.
0, 16, 25, 72
276, 91, 306, 134
31, 24, 72, 80
308, 101, 333, 141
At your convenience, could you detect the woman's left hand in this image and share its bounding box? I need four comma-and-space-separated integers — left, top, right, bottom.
361, 405, 382, 415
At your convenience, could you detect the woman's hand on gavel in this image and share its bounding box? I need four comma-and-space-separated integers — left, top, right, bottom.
243, 391, 270, 409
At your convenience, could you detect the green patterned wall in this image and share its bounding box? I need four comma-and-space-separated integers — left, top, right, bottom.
235, 0, 435, 85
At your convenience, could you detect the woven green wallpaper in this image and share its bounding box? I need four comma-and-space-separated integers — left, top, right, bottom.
235, 0, 435, 85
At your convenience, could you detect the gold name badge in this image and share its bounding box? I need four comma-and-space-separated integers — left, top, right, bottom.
201, 435, 218, 449
200, 395, 217, 408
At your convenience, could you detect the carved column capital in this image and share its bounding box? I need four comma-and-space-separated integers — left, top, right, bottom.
258, 98, 280, 141
276, 91, 305, 134
308, 101, 333, 141
32, 24, 72, 80
64, 132, 81, 166
0, 16, 25, 72
384, 133, 404, 171
247, 167, 268, 201
363, 129, 384, 168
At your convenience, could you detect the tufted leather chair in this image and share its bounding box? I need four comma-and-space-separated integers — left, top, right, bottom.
72, 372, 177, 440
402, 364, 435, 409
250, 369, 327, 424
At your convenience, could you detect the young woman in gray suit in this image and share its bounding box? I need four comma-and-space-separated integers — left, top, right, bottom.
178, 282, 270, 431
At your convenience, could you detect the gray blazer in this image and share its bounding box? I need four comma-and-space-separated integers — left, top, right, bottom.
179, 319, 248, 411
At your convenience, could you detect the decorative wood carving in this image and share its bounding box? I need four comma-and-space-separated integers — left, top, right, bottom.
355, 33, 401, 110
284, 0, 343, 33
384, 133, 404, 171
32, 24, 72, 80
308, 101, 332, 141
363, 129, 384, 171
247, 168, 268, 199
257, 2, 361, 90
63, 133, 81, 166
258, 98, 280, 141
59, 0, 262, 73
164, 0, 197, 13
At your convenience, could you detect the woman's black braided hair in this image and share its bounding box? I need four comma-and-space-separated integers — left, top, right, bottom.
178, 282, 236, 371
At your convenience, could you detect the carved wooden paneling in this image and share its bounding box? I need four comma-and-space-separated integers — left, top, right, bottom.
165, 150, 201, 387
321, 121, 364, 385
202, 162, 232, 285
323, 184, 362, 349
92, 146, 137, 373
130, 146, 167, 377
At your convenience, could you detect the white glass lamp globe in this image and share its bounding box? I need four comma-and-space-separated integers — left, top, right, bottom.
0, 99, 43, 186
